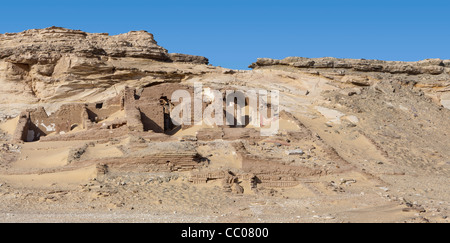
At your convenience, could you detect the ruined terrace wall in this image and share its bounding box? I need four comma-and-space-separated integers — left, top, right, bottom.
136, 101, 164, 133
12, 112, 30, 142
125, 105, 144, 132
86, 104, 121, 122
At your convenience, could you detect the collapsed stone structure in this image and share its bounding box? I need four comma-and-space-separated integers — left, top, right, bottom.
13, 96, 122, 142
12, 82, 266, 143
10, 79, 335, 191
6, 27, 448, 194
3, 27, 293, 191
2, 27, 450, 222
250, 56, 450, 109
0, 27, 212, 120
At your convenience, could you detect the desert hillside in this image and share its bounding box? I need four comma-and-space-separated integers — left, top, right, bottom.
0, 27, 449, 223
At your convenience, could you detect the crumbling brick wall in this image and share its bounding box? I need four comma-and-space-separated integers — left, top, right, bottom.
52, 104, 86, 133
125, 105, 144, 132
81, 107, 92, 129
86, 104, 121, 122
27, 107, 53, 139
12, 112, 30, 142
137, 102, 164, 133
132, 83, 195, 133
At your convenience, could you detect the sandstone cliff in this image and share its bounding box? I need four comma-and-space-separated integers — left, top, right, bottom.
0, 27, 209, 118
2, 27, 449, 120
1, 27, 450, 223
249, 57, 450, 110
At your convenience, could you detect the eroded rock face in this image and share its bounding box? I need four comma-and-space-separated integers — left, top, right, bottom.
249, 56, 450, 75
249, 56, 450, 109
1, 28, 450, 223
0, 27, 169, 63
0, 27, 209, 117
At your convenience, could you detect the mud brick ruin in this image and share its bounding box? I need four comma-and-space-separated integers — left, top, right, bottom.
10, 79, 345, 191
2, 26, 450, 223
12, 82, 264, 143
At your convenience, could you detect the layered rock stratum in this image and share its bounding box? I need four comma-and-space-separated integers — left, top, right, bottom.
0, 27, 209, 117
0, 27, 449, 223
250, 56, 450, 108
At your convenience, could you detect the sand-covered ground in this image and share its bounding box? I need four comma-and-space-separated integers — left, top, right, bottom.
0, 27, 449, 223
0, 114, 448, 223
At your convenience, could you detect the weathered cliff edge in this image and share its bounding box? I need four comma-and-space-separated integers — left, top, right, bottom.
250, 56, 450, 109
0, 27, 209, 117
1, 27, 449, 120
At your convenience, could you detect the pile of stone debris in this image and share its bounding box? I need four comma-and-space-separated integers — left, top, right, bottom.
0, 115, 11, 123
0, 143, 21, 153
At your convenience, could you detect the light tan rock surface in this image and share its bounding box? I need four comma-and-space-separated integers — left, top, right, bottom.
249, 56, 450, 109
0, 27, 449, 223
0, 27, 210, 117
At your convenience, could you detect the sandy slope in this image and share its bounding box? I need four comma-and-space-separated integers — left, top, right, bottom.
0, 65, 448, 223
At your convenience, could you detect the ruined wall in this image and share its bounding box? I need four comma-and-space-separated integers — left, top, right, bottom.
52, 104, 88, 133
27, 107, 52, 140
137, 101, 164, 133
12, 112, 30, 142
135, 83, 195, 133
72, 152, 202, 172
123, 87, 143, 132
139, 83, 194, 102
13, 83, 268, 142
196, 128, 224, 141
125, 105, 144, 132
222, 127, 260, 140
14, 99, 124, 142
85, 94, 122, 123
130, 83, 254, 134
86, 105, 121, 122
81, 107, 92, 129
40, 125, 129, 142
195, 127, 261, 141
27, 104, 98, 136
124, 86, 137, 104
103, 94, 123, 108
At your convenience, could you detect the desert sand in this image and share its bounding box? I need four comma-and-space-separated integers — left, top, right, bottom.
0, 27, 449, 223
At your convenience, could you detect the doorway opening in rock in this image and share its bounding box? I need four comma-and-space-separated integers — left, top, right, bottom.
160, 96, 176, 133
225, 92, 250, 128
25, 122, 44, 142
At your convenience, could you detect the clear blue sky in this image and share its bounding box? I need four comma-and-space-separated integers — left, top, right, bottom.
1, 0, 449, 69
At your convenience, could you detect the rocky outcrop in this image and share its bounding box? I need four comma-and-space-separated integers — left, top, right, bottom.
0, 27, 210, 118
0, 27, 169, 63
0, 26, 209, 64
249, 56, 450, 75
168, 53, 209, 64
250, 56, 450, 109
1, 26, 449, 119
